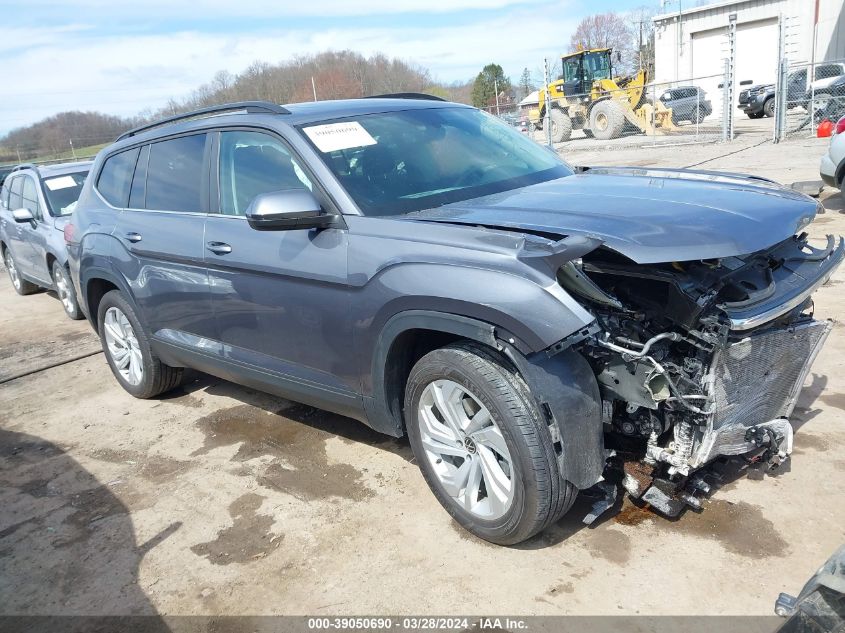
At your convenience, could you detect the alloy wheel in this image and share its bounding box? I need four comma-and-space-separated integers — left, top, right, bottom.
5, 251, 20, 291
53, 266, 74, 314
103, 306, 143, 385
416, 379, 514, 520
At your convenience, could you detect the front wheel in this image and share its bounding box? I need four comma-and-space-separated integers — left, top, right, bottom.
97, 290, 183, 398
52, 261, 83, 320
4, 249, 38, 295
589, 100, 626, 140
764, 98, 775, 117
405, 342, 577, 545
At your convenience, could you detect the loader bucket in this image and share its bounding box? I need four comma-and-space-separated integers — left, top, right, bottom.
633, 101, 677, 135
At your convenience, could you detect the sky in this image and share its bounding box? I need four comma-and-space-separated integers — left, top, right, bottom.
0, 0, 657, 136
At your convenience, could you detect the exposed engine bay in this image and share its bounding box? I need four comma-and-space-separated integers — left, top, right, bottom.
558, 231, 844, 519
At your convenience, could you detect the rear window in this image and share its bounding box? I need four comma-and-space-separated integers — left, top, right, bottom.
98, 148, 140, 208
145, 134, 206, 212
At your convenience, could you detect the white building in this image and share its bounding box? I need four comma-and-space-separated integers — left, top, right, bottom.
653, 0, 845, 91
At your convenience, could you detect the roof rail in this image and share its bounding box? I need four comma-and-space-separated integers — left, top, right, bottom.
11, 163, 38, 173
116, 101, 290, 141
364, 93, 447, 102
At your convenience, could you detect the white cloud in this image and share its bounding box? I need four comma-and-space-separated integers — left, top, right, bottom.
0, 1, 578, 134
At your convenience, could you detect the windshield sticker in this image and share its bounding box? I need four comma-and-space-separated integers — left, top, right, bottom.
45, 175, 77, 191
303, 122, 377, 153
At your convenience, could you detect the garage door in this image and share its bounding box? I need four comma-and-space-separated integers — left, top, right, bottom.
690, 17, 779, 115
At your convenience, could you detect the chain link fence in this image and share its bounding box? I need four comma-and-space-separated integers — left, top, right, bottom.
482, 69, 732, 149
774, 57, 845, 141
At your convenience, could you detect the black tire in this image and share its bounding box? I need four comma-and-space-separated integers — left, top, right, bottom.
405, 342, 577, 545
3, 248, 38, 295
51, 261, 83, 320
97, 290, 183, 399
693, 106, 706, 123
549, 109, 572, 143
747, 111, 764, 119
763, 98, 775, 118
589, 100, 626, 140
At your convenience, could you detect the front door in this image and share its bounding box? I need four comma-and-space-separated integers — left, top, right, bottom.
16, 174, 51, 283
204, 129, 354, 400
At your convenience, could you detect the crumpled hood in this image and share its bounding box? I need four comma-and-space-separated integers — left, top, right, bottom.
407, 167, 819, 264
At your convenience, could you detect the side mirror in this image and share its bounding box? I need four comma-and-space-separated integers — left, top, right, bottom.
245, 189, 338, 231
740, 79, 753, 86
12, 208, 34, 223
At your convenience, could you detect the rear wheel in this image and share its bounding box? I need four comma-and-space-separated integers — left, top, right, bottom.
549, 109, 572, 143
4, 249, 38, 295
51, 261, 82, 320
589, 100, 626, 140
97, 290, 183, 398
405, 342, 577, 545
693, 106, 706, 123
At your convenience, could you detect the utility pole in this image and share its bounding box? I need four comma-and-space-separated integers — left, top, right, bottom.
311, 76, 317, 102
69, 138, 76, 160
494, 77, 501, 116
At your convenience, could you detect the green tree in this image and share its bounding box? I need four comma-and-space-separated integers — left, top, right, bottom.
471, 63, 512, 108
518, 67, 534, 100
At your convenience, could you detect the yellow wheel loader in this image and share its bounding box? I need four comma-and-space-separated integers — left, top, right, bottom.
532, 48, 675, 142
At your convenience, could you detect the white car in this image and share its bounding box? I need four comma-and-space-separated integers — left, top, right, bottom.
820, 117, 845, 189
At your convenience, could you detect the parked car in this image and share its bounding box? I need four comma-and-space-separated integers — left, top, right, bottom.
0, 161, 90, 319
67, 98, 842, 545
808, 75, 845, 123
820, 116, 845, 189
659, 86, 712, 124
739, 63, 845, 119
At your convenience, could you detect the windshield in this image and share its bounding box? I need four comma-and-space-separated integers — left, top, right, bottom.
42, 170, 88, 216
583, 51, 611, 81
300, 107, 571, 216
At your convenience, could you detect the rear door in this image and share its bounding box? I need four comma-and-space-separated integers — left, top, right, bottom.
204, 128, 355, 403
107, 134, 216, 343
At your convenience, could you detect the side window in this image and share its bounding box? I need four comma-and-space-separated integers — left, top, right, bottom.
9, 176, 23, 210
816, 65, 842, 80
218, 130, 312, 217
98, 147, 141, 208
129, 144, 150, 209
145, 134, 207, 212
21, 176, 42, 220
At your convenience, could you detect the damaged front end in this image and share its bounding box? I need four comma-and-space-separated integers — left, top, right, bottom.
558, 231, 844, 519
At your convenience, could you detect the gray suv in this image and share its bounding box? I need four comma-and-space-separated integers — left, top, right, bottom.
1, 161, 90, 319
67, 98, 842, 545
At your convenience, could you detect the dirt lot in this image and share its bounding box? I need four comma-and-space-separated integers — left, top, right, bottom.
1, 131, 844, 618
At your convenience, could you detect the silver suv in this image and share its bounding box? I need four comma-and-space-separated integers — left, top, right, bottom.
1, 161, 90, 319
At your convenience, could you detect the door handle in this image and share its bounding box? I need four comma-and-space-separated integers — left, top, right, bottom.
125, 232, 142, 243
207, 241, 232, 255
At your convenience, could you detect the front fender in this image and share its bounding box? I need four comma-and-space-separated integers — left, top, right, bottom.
359, 263, 594, 373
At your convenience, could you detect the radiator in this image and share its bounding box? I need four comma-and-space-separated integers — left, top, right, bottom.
691, 319, 831, 467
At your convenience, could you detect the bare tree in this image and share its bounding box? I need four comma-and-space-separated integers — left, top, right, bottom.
569, 12, 635, 75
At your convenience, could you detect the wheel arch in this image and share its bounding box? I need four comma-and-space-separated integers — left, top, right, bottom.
365, 310, 605, 489
81, 268, 134, 332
